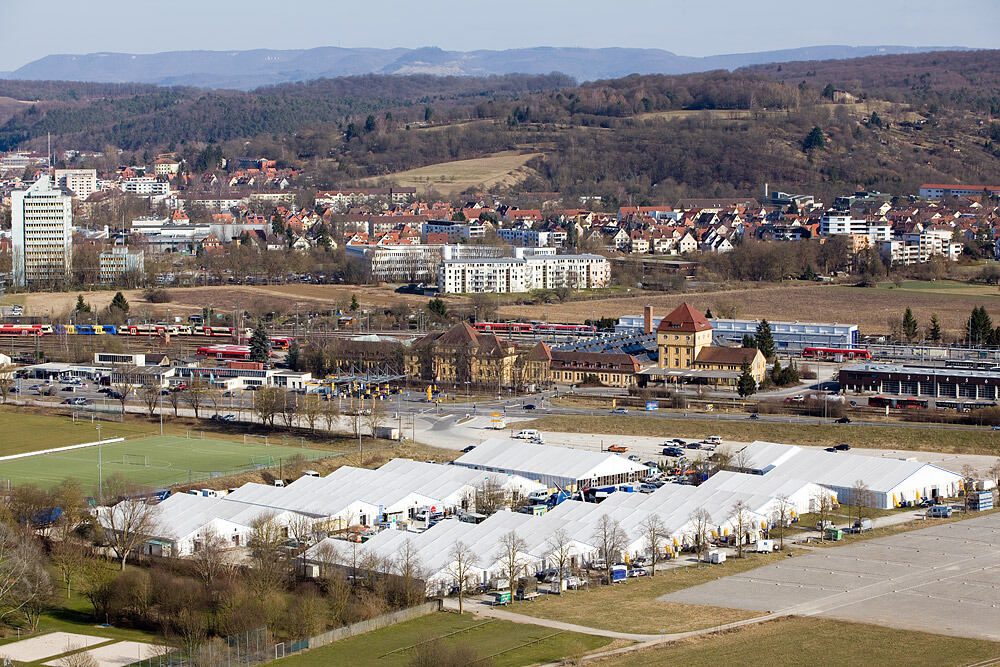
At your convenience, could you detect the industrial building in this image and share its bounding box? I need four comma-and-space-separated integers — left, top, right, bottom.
617, 308, 859, 353
736, 441, 964, 509
453, 438, 649, 491
839, 362, 1000, 405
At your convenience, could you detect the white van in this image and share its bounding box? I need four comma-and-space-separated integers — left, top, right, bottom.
927, 505, 952, 518
704, 436, 722, 445
515, 429, 540, 440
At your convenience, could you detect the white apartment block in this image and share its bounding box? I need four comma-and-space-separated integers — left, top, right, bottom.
99, 247, 145, 283
438, 253, 610, 294
422, 220, 485, 242
879, 237, 964, 266
11, 176, 73, 287
54, 169, 98, 199
498, 227, 560, 247
121, 176, 170, 196
819, 212, 870, 236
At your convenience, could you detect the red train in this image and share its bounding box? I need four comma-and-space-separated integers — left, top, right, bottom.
473, 321, 596, 336
802, 347, 871, 360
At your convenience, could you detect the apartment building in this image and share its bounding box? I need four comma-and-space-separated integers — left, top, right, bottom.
121, 176, 171, 196
99, 247, 145, 283
437, 253, 610, 294
54, 169, 98, 199
11, 176, 73, 287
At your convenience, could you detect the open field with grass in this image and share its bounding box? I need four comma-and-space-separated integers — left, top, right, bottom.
595, 616, 1000, 667
499, 280, 1000, 338
524, 414, 1000, 454
521, 415, 1000, 455
509, 552, 785, 634
274, 612, 611, 667
0, 408, 163, 456
359, 151, 542, 196
0, 434, 338, 490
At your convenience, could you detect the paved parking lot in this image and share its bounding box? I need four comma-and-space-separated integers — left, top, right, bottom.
662, 512, 1000, 640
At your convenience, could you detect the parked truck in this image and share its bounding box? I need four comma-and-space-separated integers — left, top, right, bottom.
607, 445, 628, 453
847, 518, 873, 533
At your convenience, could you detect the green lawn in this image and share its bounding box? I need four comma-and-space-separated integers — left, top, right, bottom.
0, 409, 161, 457
0, 434, 337, 490
521, 415, 1000, 455
509, 552, 787, 634
597, 616, 1000, 667
274, 612, 611, 667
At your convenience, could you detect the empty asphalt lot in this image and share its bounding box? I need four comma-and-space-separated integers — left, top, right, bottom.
663, 512, 1000, 640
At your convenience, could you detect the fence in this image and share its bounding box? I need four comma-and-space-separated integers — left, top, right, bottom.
126, 601, 443, 667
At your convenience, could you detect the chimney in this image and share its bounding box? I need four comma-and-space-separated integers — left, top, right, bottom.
644, 306, 653, 334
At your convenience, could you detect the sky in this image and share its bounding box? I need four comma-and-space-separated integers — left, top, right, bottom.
1, 0, 997, 71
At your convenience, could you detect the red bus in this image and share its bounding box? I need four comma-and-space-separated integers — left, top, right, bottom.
196, 345, 251, 360
269, 336, 294, 351
802, 347, 871, 360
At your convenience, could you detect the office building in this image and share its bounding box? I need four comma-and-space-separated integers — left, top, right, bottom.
99, 247, 145, 284
11, 176, 73, 287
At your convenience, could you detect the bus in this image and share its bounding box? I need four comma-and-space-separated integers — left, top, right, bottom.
196, 345, 251, 360
867, 396, 928, 409
268, 336, 294, 351
803, 347, 872, 361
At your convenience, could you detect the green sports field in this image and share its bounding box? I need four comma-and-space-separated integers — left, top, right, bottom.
0, 435, 337, 490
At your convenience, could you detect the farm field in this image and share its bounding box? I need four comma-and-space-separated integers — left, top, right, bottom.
498, 280, 1000, 337
520, 415, 1000, 455
0, 434, 338, 490
359, 150, 542, 196
595, 616, 1000, 667
273, 612, 610, 667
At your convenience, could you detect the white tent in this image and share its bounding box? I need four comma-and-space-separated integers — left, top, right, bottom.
737, 441, 965, 509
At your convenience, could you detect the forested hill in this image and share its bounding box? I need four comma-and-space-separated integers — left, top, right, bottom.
2, 50, 999, 206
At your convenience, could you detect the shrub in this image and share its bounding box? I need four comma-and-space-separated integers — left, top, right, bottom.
144, 288, 172, 303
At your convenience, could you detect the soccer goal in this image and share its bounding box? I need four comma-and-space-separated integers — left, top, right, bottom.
123, 453, 151, 467
250, 455, 274, 469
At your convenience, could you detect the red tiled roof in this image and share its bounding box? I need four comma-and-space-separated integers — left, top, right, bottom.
656, 303, 711, 333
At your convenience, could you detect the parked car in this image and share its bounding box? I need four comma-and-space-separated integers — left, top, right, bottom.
825, 447, 837, 452
221, 414, 236, 422
992, 425, 1000, 431
461, 445, 476, 453
834, 443, 851, 451
628, 454, 641, 462
662, 447, 684, 457
835, 417, 852, 424
627, 567, 648, 577
685, 442, 702, 450
748, 413, 760, 420
522, 404, 536, 410
638, 484, 658, 494
816, 520, 835, 531
611, 407, 629, 415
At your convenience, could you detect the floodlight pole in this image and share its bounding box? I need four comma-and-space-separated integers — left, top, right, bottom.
96, 423, 103, 504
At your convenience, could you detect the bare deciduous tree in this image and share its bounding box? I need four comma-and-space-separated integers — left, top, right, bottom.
496, 530, 528, 596
101, 491, 157, 570
850, 479, 872, 526
140, 384, 160, 418
247, 513, 287, 592
0, 363, 15, 404
545, 528, 574, 593
395, 538, 426, 606
365, 397, 386, 438
191, 527, 232, 586
445, 540, 479, 614
321, 397, 341, 433
0, 524, 52, 626
591, 514, 627, 584
167, 387, 183, 417
813, 490, 836, 540
300, 393, 323, 432
688, 507, 712, 561
730, 500, 752, 558
280, 390, 298, 429
183, 376, 209, 419
50, 537, 89, 599
254, 386, 282, 428
770, 495, 793, 551
640, 513, 667, 575
111, 363, 141, 415
472, 477, 505, 515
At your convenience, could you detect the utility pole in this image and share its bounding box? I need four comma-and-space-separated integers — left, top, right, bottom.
96, 424, 103, 504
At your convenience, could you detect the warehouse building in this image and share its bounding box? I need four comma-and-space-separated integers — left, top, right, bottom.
453, 438, 650, 491
839, 362, 1000, 404
736, 441, 964, 509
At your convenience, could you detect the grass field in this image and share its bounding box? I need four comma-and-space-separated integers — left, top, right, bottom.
0, 434, 337, 490
595, 616, 1000, 666
359, 151, 542, 196
274, 612, 611, 667
509, 552, 787, 634
0, 409, 163, 457
521, 415, 1000, 455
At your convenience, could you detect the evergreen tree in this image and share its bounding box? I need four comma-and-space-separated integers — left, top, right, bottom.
704, 308, 713, 319
741, 333, 757, 348
285, 340, 300, 370
771, 359, 783, 384
737, 362, 757, 398
755, 319, 775, 359
450, 211, 467, 222
74, 295, 91, 313
427, 298, 448, 319
902, 307, 918, 342
928, 314, 942, 342
110, 291, 129, 313
822, 83, 836, 99
249, 321, 270, 363
271, 213, 285, 235
802, 265, 817, 281
802, 126, 826, 152
350, 294, 360, 312
968, 306, 993, 346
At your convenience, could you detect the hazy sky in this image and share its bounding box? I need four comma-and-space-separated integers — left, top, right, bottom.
1, 0, 997, 70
